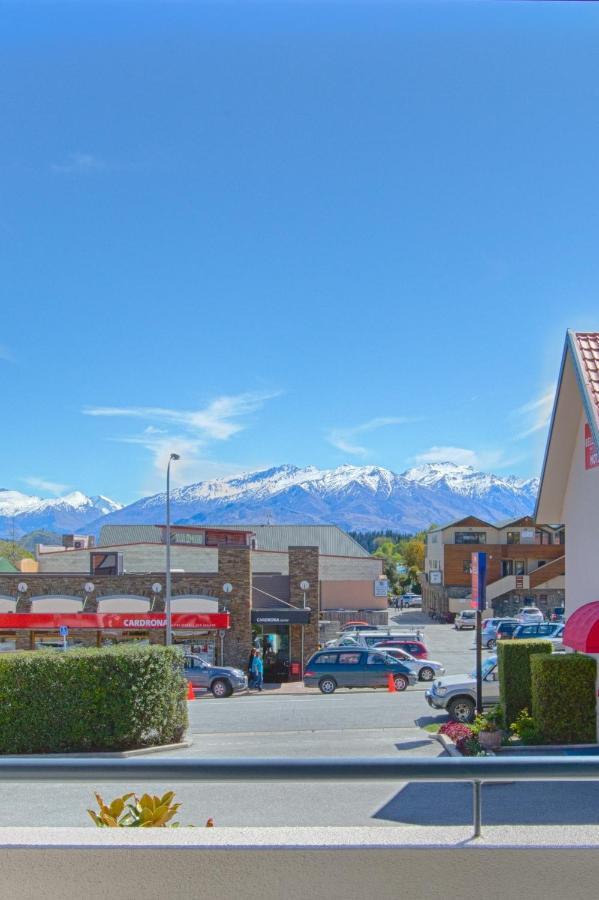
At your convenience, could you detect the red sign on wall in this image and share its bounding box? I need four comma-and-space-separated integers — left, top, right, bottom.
0, 613, 230, 631
585, 423, 599, 470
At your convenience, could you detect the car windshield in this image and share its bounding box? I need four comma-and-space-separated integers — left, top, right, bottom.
471, 658, 496, 679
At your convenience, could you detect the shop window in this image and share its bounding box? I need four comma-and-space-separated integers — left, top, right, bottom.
0, 634, 16, 652
455, 532, 486, 544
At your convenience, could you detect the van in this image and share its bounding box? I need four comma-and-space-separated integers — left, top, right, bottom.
303, 648, 416, 694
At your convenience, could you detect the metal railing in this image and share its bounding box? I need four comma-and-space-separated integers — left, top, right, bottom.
3, 755, 599, 839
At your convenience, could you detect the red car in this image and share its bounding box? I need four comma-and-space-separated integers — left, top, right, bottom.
340, 621, 371, 632
373, 639, 428, 659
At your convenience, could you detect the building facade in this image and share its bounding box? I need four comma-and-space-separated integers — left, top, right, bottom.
0, 523, 384, 680
422, 515, 565, 618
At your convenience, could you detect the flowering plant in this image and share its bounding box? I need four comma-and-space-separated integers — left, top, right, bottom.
438, 721, 473, 742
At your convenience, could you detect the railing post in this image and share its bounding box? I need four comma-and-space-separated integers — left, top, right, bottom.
472, 780, 482, 838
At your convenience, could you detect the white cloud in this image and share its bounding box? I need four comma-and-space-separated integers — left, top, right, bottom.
84, 391, 280, 491
51, 152, 107, 175
84, 391, 279, 441
412, 445, 523, 472
22, 476, 70, 496
413, 446, 480, 467
327, 416, 412, 457
512, 388, 555, 439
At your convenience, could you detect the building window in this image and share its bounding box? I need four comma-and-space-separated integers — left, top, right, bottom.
501, 560, 514, 577
537, 560, 546, 568
430, 533, 438, 543
515, 560, 525, 576
535, 529, 552, 546
556, 529, 565, 545
455, 532, 487, 544
462, 560, 472, 574
507, 532, 520, 544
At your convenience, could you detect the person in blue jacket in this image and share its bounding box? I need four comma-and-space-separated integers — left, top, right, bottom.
252, 650, 264, 692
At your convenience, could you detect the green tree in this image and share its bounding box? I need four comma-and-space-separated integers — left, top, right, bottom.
0, 541, 34, 566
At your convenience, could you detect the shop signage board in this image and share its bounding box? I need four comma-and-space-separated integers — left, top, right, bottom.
0, 612, 230, 630
585, 423, 599, 470
374, 579, 389, 597
251, 609, 311, 625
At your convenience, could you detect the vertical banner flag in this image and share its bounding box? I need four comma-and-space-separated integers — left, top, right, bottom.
471, 552, 487, 611
585, 423, 599, 470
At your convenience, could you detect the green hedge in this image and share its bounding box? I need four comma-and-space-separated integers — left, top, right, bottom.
0, 644, 188, 753
498, 639, 552, 725
532, 653, 597, 744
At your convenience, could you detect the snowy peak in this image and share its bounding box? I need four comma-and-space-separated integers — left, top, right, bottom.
0, 490, 122, 538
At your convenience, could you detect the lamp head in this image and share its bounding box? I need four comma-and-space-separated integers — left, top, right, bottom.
170, 453, 180, 461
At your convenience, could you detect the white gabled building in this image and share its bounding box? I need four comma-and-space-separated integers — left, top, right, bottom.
536, 331, 599, 656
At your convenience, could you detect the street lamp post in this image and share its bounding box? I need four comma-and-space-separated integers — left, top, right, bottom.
165, 453, 180, 646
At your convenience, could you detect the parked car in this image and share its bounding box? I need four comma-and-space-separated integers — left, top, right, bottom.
425, 655, 500, 722
303, 648, 417, 694
511, 622, 565, 649
372, 638, 428, 659
481, 617, 518, 650
401, 593, 422, 608
495, 619, 519, 641
339, 621, 372, 632
382, 646, 445, 681
550, 606, 565, 623
184, 654, 248, 698
516, 606, 544, 625
454, 610, 476, 630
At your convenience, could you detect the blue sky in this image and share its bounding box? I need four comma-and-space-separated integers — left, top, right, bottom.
2, 1, 599, 504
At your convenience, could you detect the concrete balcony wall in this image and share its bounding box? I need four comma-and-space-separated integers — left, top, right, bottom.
3, 826, 599, 900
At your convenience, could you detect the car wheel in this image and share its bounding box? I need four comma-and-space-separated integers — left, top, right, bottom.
419, 666, 435, 681
394, 675, 409, 692
211, 678, 232, 698
487, 638, 496, 650
319, 677, 337, 694
448, 697, 476, 723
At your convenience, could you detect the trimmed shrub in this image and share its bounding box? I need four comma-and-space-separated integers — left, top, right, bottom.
531, 653, 597, 744
498, 639, 552, 725
0, 644, 188, 753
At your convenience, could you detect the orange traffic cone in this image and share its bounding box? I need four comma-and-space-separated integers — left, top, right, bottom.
187, 681, 196, 701
387, 672, 397, 693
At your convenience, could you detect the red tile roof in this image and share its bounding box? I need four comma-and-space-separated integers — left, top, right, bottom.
573, 332, 599, 430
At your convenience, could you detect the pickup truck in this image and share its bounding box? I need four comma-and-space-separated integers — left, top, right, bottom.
424, 655, 499, 722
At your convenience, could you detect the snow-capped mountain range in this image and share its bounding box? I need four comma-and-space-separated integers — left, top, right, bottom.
78, 462, 540, 535
0, 490, 122, 538
0, 463, 540, 540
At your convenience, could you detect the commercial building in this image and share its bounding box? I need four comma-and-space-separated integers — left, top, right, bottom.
421, 515, 565, 618
0, 523, 384, 679
536, 331, 599, 660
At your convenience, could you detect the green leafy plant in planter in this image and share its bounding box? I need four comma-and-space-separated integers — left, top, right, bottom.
510, 708, 544, 746
88, 791, 214, 828
471, 705, 504, 751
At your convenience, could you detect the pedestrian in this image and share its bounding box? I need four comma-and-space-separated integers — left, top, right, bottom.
253, 650, 264, 692
248, 648, 257, 689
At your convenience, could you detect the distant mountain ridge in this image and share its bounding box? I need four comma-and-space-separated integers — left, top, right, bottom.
0, 489, 122, 539
86, 462, 540, 535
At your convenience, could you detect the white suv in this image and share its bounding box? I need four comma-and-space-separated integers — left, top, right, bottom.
454, 610, 476, 630
516, 606, 544, 625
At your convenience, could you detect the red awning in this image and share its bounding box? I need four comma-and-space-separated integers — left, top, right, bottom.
0, 613, 230, 631
563, 602, 599, 653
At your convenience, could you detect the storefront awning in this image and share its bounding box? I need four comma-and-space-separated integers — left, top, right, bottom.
252, 609, 311, 626
0, 612, 230, 631
563, 601, 599, 652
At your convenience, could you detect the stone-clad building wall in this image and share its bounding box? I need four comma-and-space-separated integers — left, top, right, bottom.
288, 546, 320, 667
0, 545, 252, 667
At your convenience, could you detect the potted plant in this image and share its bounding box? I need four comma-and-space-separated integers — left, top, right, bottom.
472, 705, 504, 751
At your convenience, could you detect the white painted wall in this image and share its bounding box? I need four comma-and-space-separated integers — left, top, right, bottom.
3, 827, 599, 900
563, 412, 599, 615
30, 597, 83, 613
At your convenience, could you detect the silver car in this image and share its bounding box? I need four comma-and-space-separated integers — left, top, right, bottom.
383, 647, 445, 682
516, 606, 544, 625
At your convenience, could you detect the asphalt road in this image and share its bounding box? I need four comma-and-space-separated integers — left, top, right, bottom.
6, 613, 597, 828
